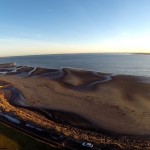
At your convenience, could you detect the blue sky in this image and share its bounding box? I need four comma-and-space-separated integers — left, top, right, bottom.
0, 0, 150, 56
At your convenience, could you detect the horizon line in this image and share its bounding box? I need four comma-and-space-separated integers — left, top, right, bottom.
0, 52, 150, 58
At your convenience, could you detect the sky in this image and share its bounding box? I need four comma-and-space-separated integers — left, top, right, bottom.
0, 0, 150, 56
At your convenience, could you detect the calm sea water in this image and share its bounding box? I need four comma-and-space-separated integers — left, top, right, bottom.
0, 53, 150, 77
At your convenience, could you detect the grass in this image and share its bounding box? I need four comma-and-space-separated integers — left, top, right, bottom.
0, 123, 59, 150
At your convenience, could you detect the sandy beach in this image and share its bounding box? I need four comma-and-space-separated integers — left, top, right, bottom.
0, 63, 150, 149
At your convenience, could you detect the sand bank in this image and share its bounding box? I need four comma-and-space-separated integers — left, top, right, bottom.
0, 63, 149, 136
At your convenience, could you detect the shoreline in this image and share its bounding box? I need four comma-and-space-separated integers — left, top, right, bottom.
0, 63, 150, 149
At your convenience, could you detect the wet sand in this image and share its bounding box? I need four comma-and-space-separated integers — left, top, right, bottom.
0, 63, 150, 149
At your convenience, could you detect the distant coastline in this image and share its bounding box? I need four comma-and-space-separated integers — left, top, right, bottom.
132, 53, 150, 55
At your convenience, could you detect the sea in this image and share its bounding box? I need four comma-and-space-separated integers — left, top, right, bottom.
0, 53, 150, 77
